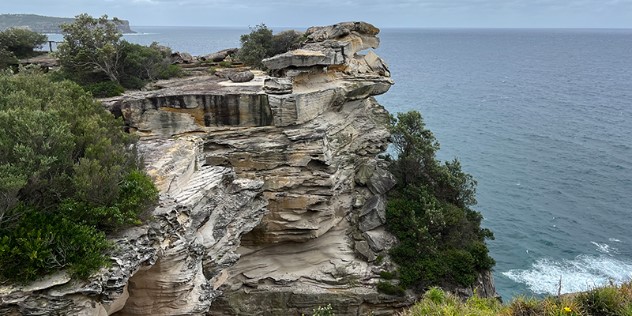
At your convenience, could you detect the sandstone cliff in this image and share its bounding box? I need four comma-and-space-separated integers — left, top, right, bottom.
0, 22, 496, 315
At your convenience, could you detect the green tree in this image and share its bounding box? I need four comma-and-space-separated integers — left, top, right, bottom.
0, 28, 47, 69
118, 41, 181, 88
56, 14, 124, 83
0, 72, 158, 282
54, 14, 180, 94
237, 24, 303, 69
385, 111, 494, 289
0, 28, 47, 58
238, 24, 273, 69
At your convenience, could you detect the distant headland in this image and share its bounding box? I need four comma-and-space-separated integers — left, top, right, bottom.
0, 14, 134, 33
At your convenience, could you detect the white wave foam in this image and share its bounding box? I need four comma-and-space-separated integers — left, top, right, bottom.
591, 241, 619, 255
609, 238, 622, 243
503, 255, 632, 295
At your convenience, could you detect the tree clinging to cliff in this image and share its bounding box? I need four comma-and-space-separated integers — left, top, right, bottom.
384, 111, 494, 290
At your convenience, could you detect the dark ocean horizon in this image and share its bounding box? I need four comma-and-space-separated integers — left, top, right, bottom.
50, 26, 632, 300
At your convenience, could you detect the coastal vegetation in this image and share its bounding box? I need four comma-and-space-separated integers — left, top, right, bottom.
383, 111, 495, 291
54, 14, 181, 97
0, 27, 47, 69
237, 24, 303, 69
400, 282, 632, 316
0, 72, 158, 282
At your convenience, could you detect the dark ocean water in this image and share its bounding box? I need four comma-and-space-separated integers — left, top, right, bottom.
53, 26, 632, 299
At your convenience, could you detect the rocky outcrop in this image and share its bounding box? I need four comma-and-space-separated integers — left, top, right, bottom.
0, 21, 496, 315
200, 48, 239, 63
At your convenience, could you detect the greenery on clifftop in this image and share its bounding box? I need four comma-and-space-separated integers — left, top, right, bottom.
0, 28, 47, 69
237, 24, 304, 69
0, 72, 158, 282
383, 111, 495, 291
53, 14, 180, 97
400, 283, 632, 316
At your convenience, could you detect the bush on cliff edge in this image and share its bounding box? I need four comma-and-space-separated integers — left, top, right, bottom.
54, 14, 181, 96
237, 24, 304, 69
0, 72, 158, 282
385, 111, 495, 290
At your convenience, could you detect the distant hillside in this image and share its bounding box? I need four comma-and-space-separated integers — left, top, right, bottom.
0, 14, 134, 33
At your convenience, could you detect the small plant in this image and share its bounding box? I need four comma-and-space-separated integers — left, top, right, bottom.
218, 61, 233, 68
377, 281, 405, 296
312, 304, 334, 316
578, 285, 624, 316
84, 80, 125, 97
374, 255, 384, 265
379, 270, 397, 280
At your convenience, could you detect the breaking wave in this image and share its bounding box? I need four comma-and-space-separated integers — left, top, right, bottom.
503, 254, 632, 295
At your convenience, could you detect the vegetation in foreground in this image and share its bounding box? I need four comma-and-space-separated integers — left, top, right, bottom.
382, 111, 495, 293
400, 282, 632, 316
0, 72, 158, 282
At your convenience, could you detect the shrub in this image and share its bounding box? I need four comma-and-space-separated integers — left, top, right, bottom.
55, 14, 180, 89
0, 208, 109, 281
400, 282, 632, 316
84, 80, 125, 97
577, 286, 624, 316
380, 270, 397, 280
385, 111, 494, 290
377, 281, 406, 296
237, 24, 304, 69
312, 304, 334, 316
0, 72, 158, 282
0, 28, 47, 59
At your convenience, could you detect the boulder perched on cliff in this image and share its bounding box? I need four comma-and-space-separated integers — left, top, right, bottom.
200, 48, 239, 62
170, 51, 194, 64
228, 70, 255, 82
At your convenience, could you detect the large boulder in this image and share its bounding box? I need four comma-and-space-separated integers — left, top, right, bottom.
171, 51, 194, 64
201, 48, 239, 62
228, 70, 255, 83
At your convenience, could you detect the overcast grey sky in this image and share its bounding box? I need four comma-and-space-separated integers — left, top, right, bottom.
3, 0, 632, 28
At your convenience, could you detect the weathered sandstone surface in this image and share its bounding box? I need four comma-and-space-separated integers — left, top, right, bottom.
0, 21, 496, 315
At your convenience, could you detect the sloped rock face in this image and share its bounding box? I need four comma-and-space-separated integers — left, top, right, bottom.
0, 137, 267, 315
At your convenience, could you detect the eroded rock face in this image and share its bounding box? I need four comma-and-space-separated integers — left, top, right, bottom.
0, 137, 267, 315
0, 21, 496, 315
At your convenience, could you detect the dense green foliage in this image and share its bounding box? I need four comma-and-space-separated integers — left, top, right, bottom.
54, 14, 180, 96
0, 73, 158, 282
237, 24, 303, 69
400, 283, 632, 316
385, 111, 494, 290
0, 28, 47, 69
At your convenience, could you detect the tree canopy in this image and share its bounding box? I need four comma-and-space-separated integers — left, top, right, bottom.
0, 28, 47, 69
237, 24, 303, 69
383, 111, 494, 291
0, 72, 158, 282
54, 14, 180, 96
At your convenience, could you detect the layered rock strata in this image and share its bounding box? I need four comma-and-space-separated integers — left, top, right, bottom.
0, 21, 496, 315
0, 136, 267, 315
